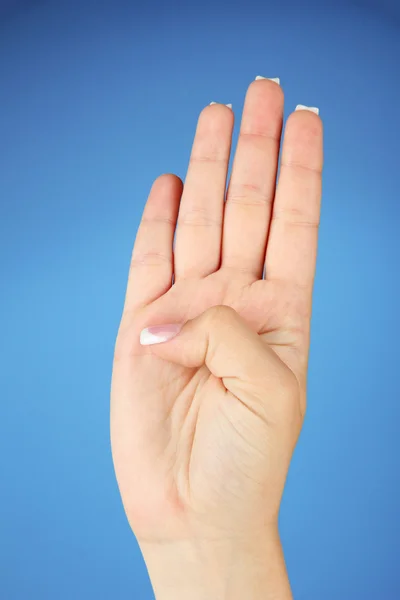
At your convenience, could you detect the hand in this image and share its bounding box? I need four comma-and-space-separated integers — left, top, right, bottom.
111, 78, 323, 599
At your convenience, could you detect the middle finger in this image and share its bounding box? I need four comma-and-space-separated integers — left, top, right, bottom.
221, 77, 284, 278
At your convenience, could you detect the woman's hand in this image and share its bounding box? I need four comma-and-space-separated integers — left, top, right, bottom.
111, 77, 323, 599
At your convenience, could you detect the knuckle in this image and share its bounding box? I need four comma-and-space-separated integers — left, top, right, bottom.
205, 304, 237, 326
178, 207, 221, 228
281, 159, 322, 176
190, 151, 227, 164
130, 251, 171, 270
272, 206, 320, 229
227, 183, 272, 207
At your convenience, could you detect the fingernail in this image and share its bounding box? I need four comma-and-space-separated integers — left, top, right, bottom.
255, 76, 280, 85
210, 102, 232, 109
140, 324, 182, 346
295, 104, 319, 115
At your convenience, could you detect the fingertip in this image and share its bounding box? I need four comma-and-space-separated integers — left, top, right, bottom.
201, 102, 234, 130
285, 108, 323, 148
152, 173, 183, 195
287, 106, 323, 131
248, 76, 284, 106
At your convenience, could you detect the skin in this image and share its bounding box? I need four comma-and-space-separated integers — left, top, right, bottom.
111, 78, 323, 599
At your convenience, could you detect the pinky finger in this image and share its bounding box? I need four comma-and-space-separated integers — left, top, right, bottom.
122, 174, 182, 314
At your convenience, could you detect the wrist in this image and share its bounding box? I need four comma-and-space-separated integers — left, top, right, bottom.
140, 525, 292, 600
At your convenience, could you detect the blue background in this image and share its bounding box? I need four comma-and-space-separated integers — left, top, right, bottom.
1, 0, 399, 598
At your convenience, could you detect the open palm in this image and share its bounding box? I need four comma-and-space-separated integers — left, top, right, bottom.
111, 79, 323, 543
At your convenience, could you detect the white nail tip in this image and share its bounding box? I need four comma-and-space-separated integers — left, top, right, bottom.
139, 324, 182, 346
209, 102, 232, 109
255, 76, 280, 84
295, 104, 319, 115
140, 330, 169, 346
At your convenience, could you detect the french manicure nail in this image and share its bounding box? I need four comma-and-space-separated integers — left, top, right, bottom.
140, 324, 182, 346
255, 76, 280, 84
210, 102, 232, 109
295, 104, 319, 115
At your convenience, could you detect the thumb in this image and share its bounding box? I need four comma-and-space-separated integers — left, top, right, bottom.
140, 305, 290, 396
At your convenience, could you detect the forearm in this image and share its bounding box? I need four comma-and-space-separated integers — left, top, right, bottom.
140, 526, 293, 600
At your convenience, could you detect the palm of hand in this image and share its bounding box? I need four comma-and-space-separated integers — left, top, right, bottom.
111, 80, 323, 541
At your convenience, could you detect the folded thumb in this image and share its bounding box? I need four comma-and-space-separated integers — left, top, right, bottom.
140, 305, 285, 388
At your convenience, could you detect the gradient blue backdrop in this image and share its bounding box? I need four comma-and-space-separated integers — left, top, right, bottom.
1, 0, 399, 598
